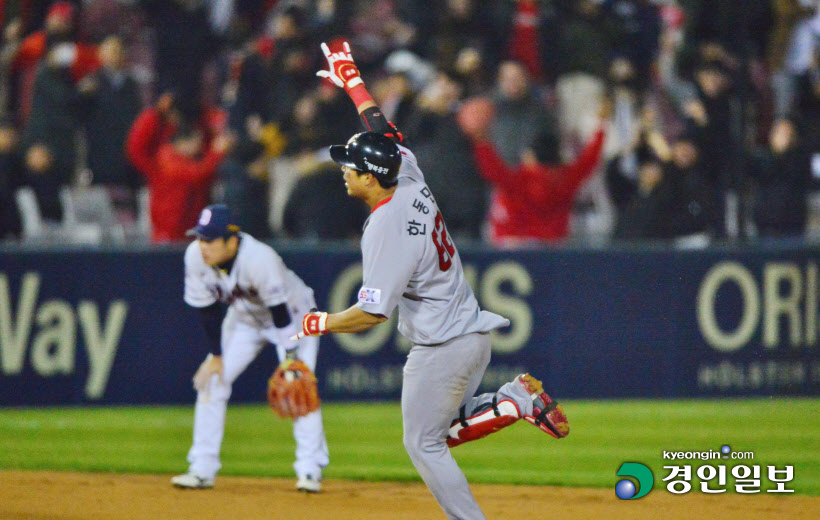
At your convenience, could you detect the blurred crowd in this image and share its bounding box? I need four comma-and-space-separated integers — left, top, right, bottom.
1, 0, 820, 247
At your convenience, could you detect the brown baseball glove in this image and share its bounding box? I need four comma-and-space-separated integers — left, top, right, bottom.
267, 359, 320, 419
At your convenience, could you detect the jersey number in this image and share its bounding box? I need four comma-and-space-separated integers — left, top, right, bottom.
432, 211, 455, 271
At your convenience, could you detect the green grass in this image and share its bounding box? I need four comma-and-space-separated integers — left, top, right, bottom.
1, 399, 818, 494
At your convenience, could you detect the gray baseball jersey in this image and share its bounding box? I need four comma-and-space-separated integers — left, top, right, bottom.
184, 232, 313, 328
355, 145, 509, 345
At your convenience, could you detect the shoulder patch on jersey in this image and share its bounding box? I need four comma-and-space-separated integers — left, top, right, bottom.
358, 287, 381, 304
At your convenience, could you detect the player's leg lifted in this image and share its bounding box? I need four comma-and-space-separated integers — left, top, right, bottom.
446, 373, 569, 448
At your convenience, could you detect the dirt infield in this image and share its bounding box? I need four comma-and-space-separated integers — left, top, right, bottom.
2, 470, 818, 520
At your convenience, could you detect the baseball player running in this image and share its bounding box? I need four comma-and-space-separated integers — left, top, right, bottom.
172, 204, 329, 492
293, 42, 569, 519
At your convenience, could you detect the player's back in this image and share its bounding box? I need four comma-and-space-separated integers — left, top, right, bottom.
357, 146, 508, 345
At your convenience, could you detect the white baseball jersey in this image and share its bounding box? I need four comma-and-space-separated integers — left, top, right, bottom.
356, 145, 509, 345
182, 232, 327, 481
184, 232, 314, 329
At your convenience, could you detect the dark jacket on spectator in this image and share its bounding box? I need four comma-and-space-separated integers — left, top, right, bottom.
84, 69, 142, 187
748, 147, 811, 236
139, 0, 219, 117
10, 31, 99, 123
490, 93, 555, 166
283, 165, 369, 240
547, 2, 617, 79
0, 138, 23, 238
602, 0, 661, 85
793, 73, 820, 191
616, 162, 713, 240
22, 63, 84, 182
21, 63, 87, 220
411, 113, 488, 239
219, 49, 278, 238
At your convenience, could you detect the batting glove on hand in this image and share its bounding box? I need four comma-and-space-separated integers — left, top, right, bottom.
316, 41, 363, 92
290, 310, 329, 340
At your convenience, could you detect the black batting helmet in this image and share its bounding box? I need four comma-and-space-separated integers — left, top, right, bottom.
329, 132, 402, 187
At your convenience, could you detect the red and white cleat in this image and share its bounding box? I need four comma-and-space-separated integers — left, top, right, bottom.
516, 374, 569, 439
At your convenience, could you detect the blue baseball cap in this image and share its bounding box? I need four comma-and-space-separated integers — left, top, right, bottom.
186, 204, 240, 240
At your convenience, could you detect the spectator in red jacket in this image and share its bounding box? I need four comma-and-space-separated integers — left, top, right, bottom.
458, 96, 607, 245
126, 94, 232, 242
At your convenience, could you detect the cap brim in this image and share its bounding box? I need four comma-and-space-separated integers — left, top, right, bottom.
329, 144, 357, 169
185, 226, 215, 239
186, 224, 240, 240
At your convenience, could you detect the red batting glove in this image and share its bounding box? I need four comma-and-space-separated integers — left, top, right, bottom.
316, 41, 363, 92
290, 311, 329, 340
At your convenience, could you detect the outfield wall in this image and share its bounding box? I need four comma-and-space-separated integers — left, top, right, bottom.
1, 243, 818, 405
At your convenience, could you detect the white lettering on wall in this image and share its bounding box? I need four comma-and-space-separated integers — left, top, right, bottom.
697, 261, 819, 352
0, 272, 128, 399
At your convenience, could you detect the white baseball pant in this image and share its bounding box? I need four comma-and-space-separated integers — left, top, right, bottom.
186, 307, 329, 480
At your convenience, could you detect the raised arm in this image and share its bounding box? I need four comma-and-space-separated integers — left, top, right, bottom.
316, 41, 403, 141
126, 107, 164, 178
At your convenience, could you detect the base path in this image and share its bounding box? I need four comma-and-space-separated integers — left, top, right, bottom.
2, 470, 818, 520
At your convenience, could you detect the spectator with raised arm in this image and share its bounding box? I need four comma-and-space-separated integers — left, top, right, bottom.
459, 96, 607, 245
126, 94, 233, 242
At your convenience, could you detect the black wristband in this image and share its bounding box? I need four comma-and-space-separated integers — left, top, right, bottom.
197, 302, 227, 355
360, 106, 394, 135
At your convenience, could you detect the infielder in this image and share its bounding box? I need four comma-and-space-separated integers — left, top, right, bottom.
172, 204, 329, 492
293, 42, 569, 519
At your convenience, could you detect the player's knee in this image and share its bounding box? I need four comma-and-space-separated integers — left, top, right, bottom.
403, 428, 445, 462
197, 381, 232, 403
402, 429, 421, 459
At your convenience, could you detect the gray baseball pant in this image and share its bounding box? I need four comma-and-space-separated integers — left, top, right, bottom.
402, 331, 534, 520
